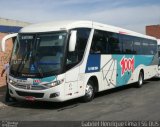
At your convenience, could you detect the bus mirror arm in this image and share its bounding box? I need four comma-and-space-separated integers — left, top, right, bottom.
1, 33, 18, 52
69, 30, 77, 52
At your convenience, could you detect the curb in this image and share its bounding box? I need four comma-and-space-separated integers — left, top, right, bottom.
0, 102, 6, 108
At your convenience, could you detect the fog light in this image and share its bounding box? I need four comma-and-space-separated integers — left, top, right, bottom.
50, 92, 60, 98
9, 89, 13, 94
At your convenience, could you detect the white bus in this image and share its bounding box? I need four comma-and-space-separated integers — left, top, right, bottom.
155, 39, 160, 78
1, 21, 158, 102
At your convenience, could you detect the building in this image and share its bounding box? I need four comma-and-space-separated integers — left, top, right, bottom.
0, 18, 30, 86
146, 25, 160, 39
0, 18, 30, 33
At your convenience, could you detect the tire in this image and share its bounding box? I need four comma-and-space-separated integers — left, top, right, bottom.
5, 86, 17, 102
82, 80, 95, 102
136, 71, 144, 88
5, 86, 11, 102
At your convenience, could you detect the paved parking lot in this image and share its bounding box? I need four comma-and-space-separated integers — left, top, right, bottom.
0, 78, 160, 121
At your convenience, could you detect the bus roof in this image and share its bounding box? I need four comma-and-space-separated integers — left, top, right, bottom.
20, 20, 92, 33
20, 20, 156, 40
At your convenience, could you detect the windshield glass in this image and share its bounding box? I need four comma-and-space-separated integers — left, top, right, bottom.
10, 32, 67, 77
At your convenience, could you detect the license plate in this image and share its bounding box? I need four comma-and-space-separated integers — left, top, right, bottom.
25, 96, 35, 101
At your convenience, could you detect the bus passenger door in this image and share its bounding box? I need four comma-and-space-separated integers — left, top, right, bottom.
64, 28, 91, 99
65, 65, 79, 99
64, 30, 79, 99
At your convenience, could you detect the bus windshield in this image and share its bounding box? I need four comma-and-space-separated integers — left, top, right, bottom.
10, 32, 67, 78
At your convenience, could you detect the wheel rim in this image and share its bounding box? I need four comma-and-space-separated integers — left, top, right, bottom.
85, 83, 93, 98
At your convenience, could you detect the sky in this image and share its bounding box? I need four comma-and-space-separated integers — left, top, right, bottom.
0, 0, 160, 34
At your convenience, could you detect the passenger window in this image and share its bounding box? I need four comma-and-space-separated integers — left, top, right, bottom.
108, 33, 122, 54
149, 40, 157, 55
120, 35, 134, 54
133, 38, 142, 54
142, 39, 149, 55
90, 30, 122, 54
90, 30, 107, 54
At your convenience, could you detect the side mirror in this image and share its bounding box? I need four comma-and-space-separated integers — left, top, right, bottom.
69, 30, 77, 52
1, 33, 18, 52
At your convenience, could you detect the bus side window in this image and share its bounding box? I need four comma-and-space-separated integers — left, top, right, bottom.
142, 39, 149, 55
120, 35, 134, 54
133, 37, 142, 55
149, 40, 157, 55
90, 30, 107, 54
108, 33, 122, 54
90, 30, 123, 55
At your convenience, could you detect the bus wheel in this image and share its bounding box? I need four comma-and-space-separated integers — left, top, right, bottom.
137, 71, 144, 88
5, 88, 17, 102
82, 80, 95, 102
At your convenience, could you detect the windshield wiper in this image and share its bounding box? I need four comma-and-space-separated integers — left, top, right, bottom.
16, 50, 29, 76
33, 37, 44, 78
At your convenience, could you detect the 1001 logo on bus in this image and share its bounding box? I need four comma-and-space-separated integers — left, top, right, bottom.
120, 56, 135, 76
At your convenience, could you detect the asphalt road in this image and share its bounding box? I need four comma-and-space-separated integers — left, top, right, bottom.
0, 78, 160, 121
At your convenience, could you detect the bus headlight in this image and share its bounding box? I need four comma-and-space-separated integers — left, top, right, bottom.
43, 79, 64, 88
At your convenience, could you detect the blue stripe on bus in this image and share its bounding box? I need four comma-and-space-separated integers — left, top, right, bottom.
85, 54, 100, 73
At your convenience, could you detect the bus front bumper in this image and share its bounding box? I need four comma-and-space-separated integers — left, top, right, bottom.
8, 83, 66, 102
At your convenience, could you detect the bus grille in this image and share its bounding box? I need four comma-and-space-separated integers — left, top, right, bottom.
14, 84, 47, 90
16, 91, 44, 98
